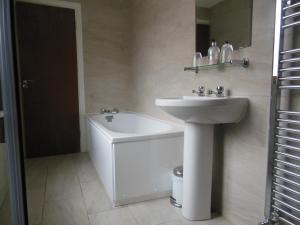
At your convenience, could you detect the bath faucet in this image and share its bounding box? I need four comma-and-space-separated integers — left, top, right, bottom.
105, 115, 114, 122
100, 107, 119, 114
192, 86, 205, 96
207, 86, 224, 97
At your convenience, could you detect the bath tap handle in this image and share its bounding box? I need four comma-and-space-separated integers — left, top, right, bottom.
111, 108, 119, 114
100, 108, 108, 114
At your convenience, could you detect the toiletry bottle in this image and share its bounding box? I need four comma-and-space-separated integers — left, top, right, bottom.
208, 40, 220, 65
220, 41, 233, 63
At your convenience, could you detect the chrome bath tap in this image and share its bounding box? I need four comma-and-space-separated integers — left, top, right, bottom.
100, 107, 119, 114
100, 107, 119, 122
207, 86, 224, 97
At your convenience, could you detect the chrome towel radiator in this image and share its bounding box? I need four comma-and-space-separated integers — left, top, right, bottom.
263, 0, 300, 224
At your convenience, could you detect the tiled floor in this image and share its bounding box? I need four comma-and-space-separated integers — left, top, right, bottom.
25, 153, 232, 225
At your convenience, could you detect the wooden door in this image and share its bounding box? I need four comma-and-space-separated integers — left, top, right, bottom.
16, 2, 80, 158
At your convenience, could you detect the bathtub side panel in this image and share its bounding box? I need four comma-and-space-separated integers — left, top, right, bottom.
86, 121, 114, 202
113, 136, 183, 205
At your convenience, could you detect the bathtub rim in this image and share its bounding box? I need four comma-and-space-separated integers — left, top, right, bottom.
86, 111, 184, 143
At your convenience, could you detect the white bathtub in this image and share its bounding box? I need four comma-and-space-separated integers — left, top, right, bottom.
86, 112, 184, 206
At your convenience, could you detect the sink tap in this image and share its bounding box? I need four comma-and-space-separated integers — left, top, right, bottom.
192, 86, 205, 96
207, 86, 224, 97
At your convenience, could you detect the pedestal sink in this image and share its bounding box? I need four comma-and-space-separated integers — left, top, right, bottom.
155, 96, 248, 221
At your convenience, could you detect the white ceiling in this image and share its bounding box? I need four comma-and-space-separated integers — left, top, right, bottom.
196, 0, 224, 8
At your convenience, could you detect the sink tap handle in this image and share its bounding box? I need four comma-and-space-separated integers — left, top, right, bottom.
192, 86, 205, 96
198, 86, 205, 93
216, 86, 224, 95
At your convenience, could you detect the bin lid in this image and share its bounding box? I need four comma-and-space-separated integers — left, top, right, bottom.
173, 166, 183, 177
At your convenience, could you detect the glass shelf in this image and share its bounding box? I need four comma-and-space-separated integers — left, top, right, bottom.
184, 58, 249, 73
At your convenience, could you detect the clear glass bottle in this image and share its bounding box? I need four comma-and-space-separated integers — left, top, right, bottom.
207, 40, 220, 65
220, 41, 234, 63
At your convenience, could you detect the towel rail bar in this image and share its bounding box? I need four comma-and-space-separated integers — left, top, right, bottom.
278, 217, 296, 225
274, 167, 300, 179
283, 11, 300, 20
278, 110, 300, 116
274, 182, 300, 197
283, 2, 300, 10
273, 197, 300, 212
279, 76, 300, 80
276, 135, 300, 143
273, 205, 300, 222
277, 118, 300, 125
282, 21, 300, 29
274, 175, 300, 187
281, 48, 300, 54
273, 190, 300, 205
275, 151, 300, 161
276, 143, 300, 152
275, 159, 300, 170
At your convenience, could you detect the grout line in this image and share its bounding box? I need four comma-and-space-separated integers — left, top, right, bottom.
127, 205, 140, 225
75, 154, 93, 225
40, 159, 49, 225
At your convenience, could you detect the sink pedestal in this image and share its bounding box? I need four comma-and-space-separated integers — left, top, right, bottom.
155, 96, 248, 221
182, 123, 214, 221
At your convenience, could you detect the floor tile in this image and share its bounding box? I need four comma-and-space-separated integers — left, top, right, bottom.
26, 153, 233, 225
73, 153, 99, 183
81, 180, 112, 215
43, 193, 90, 225
89, 207, 138, 225
45, 173, 82, 201
128, 198, 180, 225
25, 158, 48, 190
47, 154, 76, 177
26, 188, 45, 225
161, 216, 233, 225
0, 195, 12, 225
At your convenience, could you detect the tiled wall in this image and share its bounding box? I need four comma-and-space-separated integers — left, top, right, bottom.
129, 0, 275, 225
62, 0, 274, 224
80, 0, 132, 113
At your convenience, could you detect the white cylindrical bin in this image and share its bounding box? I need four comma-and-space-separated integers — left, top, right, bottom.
170, 166, 183, 208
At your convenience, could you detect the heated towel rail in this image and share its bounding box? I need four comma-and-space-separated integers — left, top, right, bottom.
263, 0, 300, 224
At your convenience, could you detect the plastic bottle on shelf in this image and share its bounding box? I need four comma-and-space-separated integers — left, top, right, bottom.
220, 41, 234, 63
207, 40, 220, 65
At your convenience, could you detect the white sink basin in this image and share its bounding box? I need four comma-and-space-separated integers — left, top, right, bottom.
155, 96, 248, 124
155, 95, 248, 221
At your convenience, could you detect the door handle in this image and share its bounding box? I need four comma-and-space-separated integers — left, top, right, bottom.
21, 80, 34, 89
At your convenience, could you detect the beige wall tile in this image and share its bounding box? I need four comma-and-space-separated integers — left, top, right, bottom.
59, 0, 274, 224
128, 1, 274, 225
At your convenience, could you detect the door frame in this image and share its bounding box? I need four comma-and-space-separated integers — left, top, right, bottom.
0, 0, 28, 224
17, 0, 87, 152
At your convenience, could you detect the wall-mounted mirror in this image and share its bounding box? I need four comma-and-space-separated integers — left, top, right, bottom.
196, 0, 253, 56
